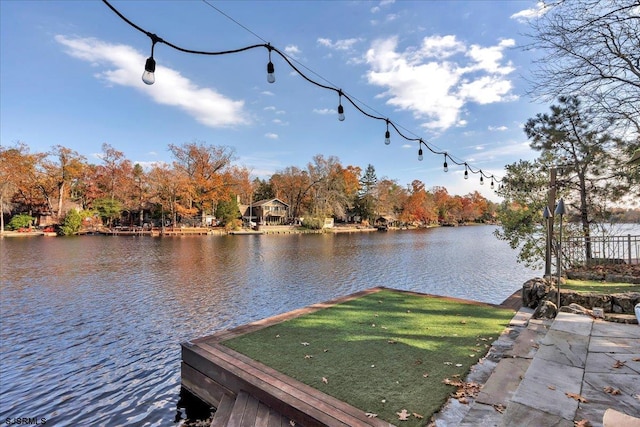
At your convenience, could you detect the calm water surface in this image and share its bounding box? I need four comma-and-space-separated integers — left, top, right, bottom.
0, 226, 539, 426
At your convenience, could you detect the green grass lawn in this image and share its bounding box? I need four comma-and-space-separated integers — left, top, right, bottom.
222, 289, 514, 426
563, 279, 640, 294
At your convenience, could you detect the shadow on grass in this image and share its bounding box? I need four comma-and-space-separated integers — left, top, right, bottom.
222, 289, 513, 426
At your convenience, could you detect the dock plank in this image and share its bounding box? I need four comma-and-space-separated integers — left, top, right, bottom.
211, 393, 235, 427
227, 391, 249, 427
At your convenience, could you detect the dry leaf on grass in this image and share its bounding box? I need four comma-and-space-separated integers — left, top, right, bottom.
548, 385, 556, 390
423, 373, 429, 378
603, 386, 621, 395
566, 392, 588, 403
289, 421, 296, 426
397, 409, 410, 421
322, 377, 328, 384
365, 412, 378, 418
301, 342, 310, 346
413, 413, 424, 419
574, 419, 592, 427
632, 357, 640, 362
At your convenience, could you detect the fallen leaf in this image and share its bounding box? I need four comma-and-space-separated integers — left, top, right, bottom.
371, 324, 376, 327
459, 397, 469, 404
444, 362, 452, 365
388, 340, 397, 344
566, 392, 588, 403
381, 399, 386, 403
414, 359, 423, 365
275, 334, 280, 338
301, 342, 310, 346
548, 385, 556, 390
322, 377, 328, 384
396, 409, 410, 421
603, 386, 621, 395
632, 357, 640, 362
289, 421, 296, 427
365, 412, 378, 418
413, 412, 424, 419
423, 373, 429, 378
493, 404, 506, 414
460, 320, 467, 324
371, 364, 375, 368
323, 349, 329, 352
574, 419, 592, 427
613, 360, 626, 369
304, 354, 313, 359
455, 364, 463, 367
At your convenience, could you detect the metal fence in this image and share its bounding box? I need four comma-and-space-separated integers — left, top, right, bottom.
563, 234, 640, 266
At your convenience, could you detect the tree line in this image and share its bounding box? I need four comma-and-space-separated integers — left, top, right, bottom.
0, 141, 498, 234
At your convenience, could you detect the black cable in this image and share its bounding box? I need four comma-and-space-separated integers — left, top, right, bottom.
101, 0, 502, 183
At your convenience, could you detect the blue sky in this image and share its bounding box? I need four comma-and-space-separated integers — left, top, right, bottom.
1, 0, 548, 201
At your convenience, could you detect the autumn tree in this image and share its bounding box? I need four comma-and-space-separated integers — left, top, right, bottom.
525, 0, 640, 137
95, 143, 129, 202
400, 180, 436, 225
46, 145, 86, 219
376, 178, 407, 220
169, 141, 235, 225
1, 143, 49, 221
270, 166, 312, 218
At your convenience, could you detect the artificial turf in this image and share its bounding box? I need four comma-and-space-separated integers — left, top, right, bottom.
222, 289, 514, 426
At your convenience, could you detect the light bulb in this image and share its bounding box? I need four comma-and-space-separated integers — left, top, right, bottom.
480, 176, 484, 185
142, 57, 156, 85
338, 104, 345, 121
491, 179, 495, 189
267, 61, 275, 83
418, 147, 423, 161
464, 168, 468, 179
384, 130, 391, 145
443, 161, 448, 172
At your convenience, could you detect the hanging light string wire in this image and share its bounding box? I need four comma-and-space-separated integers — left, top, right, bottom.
101, 0, 501, 185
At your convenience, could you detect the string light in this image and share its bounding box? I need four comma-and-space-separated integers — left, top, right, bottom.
337, 90, 345, 122
102, 0, 504, 187
384, 119, 391, 145
266, 44, 275, 84
142, 35, 160, 85
490, 177, 495, 189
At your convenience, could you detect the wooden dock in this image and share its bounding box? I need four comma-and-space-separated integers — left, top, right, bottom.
181, 288, 396, 427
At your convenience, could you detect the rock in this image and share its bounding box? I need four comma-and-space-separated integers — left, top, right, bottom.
559, 303, 589, 315
522, 278, 551, 309
533, 300, 557, 319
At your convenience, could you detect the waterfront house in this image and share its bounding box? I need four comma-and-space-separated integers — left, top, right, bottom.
243, 198, 290, 226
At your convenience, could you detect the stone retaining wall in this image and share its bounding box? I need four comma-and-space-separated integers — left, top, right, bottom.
522, 277, 640, 314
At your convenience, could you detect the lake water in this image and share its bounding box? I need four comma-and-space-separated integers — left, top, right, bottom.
0, 226, 539, 426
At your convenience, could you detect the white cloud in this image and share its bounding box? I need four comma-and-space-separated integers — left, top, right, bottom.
488, 125, 508, 131
313, 108, 335, 115
510, 2, 548, 23
365, 35, 517, 131
261, 91, 275, 96
264, 106, 276, 111
317, 37, 363, 51
55, 35, 248, 128
284, 45, 301, 58
264, 133, 279, 139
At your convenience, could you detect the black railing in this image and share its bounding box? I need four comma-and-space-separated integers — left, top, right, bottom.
563, 234, 640, 266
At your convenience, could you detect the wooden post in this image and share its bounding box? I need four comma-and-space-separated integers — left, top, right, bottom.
545, 168, 557, 278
